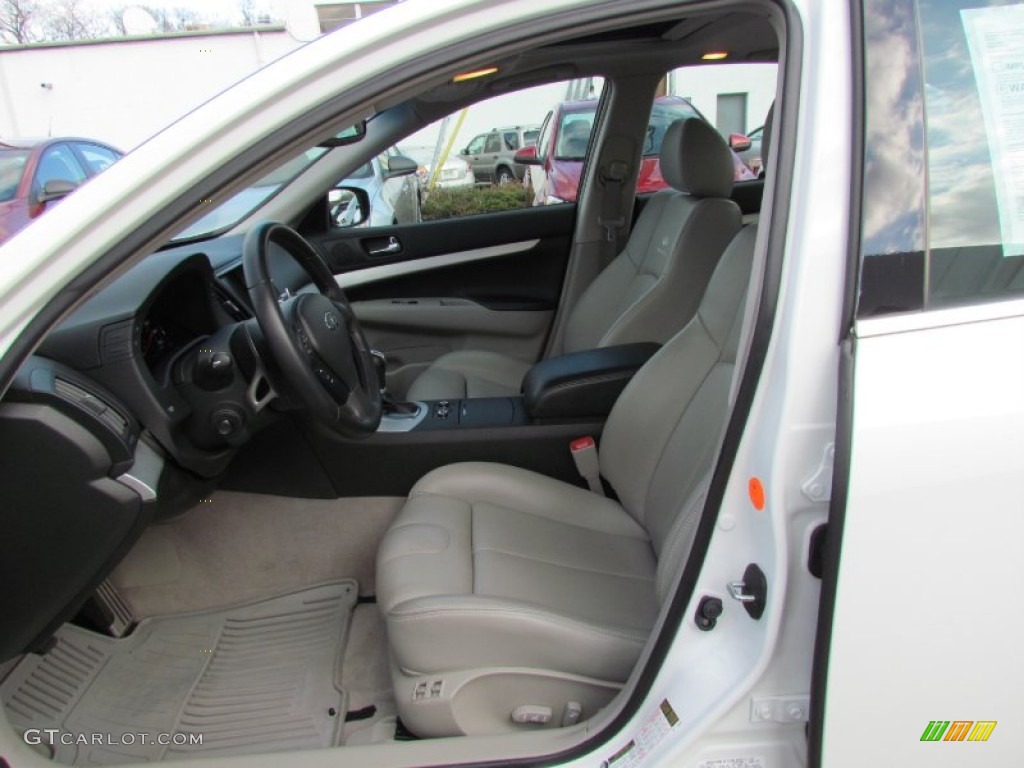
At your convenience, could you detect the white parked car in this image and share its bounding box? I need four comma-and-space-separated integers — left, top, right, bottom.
401, 146, 476, 190
0, 1, 1020, 768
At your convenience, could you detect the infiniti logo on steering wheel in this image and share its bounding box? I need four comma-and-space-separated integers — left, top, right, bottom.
324, 312, 339, 331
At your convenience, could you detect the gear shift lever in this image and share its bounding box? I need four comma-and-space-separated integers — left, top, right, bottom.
370, 349, 419, 417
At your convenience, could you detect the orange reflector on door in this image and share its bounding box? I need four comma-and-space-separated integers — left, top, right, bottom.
748, 477, 765, 511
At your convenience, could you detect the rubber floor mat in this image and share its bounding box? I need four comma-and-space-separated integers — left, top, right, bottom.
2, 581, 357, 764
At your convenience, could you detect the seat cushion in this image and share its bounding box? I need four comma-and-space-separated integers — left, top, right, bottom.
405, 351, 532, 400
377, 462, 658, 682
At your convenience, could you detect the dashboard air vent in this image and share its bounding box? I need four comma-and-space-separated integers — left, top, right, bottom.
53, 377, 129, 436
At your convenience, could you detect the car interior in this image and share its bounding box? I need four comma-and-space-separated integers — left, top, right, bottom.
0, 3, 785, 765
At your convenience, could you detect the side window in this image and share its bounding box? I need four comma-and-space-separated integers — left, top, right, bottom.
556, 114, 593, 159
33, 144, 87, 198
399, 80, 593, 221
484, 134, 503, 153
921, 0, 1024, 309
858, 0, 1024, 315
75, 143, 120, 175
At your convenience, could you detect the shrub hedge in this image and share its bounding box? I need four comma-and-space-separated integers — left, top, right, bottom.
422, 184, 533, 221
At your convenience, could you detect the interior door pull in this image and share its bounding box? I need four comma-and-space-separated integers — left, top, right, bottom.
368, 236, 401, 256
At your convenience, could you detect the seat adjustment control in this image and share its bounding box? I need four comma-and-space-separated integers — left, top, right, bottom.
511, 704, 552, 725
561, 700, 583, 726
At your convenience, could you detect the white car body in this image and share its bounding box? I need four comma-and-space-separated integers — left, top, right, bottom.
404, 148, 476, 189
0, 1, 1020, 767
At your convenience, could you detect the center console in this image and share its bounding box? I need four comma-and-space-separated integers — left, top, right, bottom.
224, 343, 662, 497
379, 396, 528, 432
379, 342, 661, 433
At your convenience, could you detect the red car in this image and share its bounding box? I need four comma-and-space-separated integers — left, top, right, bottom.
0, 137, 122, 246
516, 95, 755, 205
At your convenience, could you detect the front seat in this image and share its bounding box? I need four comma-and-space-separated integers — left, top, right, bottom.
405, 116, 741, 401
377, 221, 758, 737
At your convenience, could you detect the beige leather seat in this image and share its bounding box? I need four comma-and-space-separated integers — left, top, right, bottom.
406, 116, 742, 401
377, 224, 757, 737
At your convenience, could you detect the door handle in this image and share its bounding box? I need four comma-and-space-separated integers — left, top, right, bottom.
367, 236, 401, 256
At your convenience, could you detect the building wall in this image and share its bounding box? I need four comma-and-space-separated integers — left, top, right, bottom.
671, 63, 778, 134
0, 29, 306, 150
0, 13, 776, 156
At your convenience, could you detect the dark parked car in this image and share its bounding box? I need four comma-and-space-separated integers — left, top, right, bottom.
0, 137, 122, 246
459, 125, 540, 184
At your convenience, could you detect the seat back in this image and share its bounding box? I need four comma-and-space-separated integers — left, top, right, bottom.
560, 117, 741, 354
599, 225, 756, 600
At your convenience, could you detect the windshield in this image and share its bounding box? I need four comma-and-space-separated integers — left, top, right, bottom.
0, 149, 30, 202
555, 111, 595, 160
173, 147, 328, 241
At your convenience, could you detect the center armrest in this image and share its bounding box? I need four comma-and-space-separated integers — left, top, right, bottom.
522, 343, 660, 420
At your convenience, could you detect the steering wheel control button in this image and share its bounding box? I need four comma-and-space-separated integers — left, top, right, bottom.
297, 328, 314, 356
243, 222, 382, 435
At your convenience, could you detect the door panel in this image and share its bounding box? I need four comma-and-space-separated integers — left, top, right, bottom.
352, 298, 553, 395
313, 202, 573, 276
822, 312, 1024, 766
309, 204, 576, 395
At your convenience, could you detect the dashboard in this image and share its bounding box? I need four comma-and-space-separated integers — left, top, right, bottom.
0, 232, 328, 657
33, 234, 315, 479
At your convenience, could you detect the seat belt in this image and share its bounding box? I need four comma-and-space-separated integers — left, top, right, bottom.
597, 159, 629, 266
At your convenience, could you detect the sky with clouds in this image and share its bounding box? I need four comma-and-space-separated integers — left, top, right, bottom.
861, 0, 1012, 257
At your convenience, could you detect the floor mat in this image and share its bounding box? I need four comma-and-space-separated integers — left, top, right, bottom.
2, 581, 357, 764
339, 604, 396, 745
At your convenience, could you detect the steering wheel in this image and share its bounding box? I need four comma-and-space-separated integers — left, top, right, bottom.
242, 221, 381, 436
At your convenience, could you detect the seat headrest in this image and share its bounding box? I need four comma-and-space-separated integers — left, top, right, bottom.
660, 117, 734, 199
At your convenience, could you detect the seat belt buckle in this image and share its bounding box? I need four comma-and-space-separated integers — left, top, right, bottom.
570, 436, 604, 496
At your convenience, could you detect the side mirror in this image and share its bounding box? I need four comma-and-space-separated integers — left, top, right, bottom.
37, 178, 78, 204
384, 154, 418, 178
329, 185, 371, 229
728, 133, 752, 152
513, 146, 540, 166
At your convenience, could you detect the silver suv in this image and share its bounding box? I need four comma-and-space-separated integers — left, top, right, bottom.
458, 124, 540, 184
